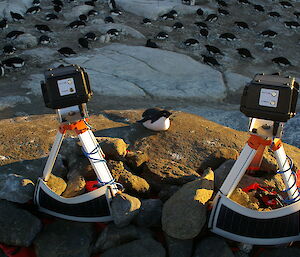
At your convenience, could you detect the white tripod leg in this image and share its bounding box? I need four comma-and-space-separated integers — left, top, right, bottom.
78, 129, 118, 194
220, 144, 257, 197
274, 146, 300, 202
43, 131, 65, 182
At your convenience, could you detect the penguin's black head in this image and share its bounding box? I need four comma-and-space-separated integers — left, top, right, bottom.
161, 110, 172, 118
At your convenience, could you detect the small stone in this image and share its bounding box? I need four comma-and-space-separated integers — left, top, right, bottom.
46, 174, 67, 195
134, 199, 162, 228
111, 192, 141, 227
166, 235, 193, 257
125, 150, 149, 171
62, 175, 86, 198
14, 33, 38, 49
96, 137, 128, 159
193, 237, 234, 257
0, 200, 42, 247
230, 188, 259, 210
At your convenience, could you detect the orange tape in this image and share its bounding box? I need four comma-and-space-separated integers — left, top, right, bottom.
59, 119, 89, 135
247, 135, 272, 150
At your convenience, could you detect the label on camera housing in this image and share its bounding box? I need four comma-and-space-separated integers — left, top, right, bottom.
259, 88, 279, 108
57, 78, 76, 96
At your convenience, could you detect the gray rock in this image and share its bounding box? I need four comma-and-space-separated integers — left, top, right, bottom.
0, 173, 35, 203
63, 5, 94, 20
1, 0, 32, 20
46, 174, 67, 195
158, 184, 180, 202
111, 192, 141, 227
101, 238, 166, 257
14, 33, 38, 49
0, 96, 31, 111
96, 137, 128, 159
224, 72, 251, 94
34, 220, 95, 257
258, 247, 300, 257
162, 168, 214, 239
134, 199, 162, 228
166, 235, 193, 257
62, 175, 86, 198
0, 200, 42, 247
214, 159, 235, 191
67, 156, 97, 181
93, 224, 152, 253
193, 237, 234, 257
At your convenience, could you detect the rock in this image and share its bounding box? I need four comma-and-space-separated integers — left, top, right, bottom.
162, 168, 214, 239
59, 137, 83, 167
108, 160, 150, 195
125, 150, 149, 171
224, 72, 251, 94
230, 188, 259, 210
111, 192, 141, 227
0, 96, 31, 111
258, 247, 300, 257
166, 235, 193, 257
100, 238, 166, 257
96, 137, 128, 159
158, 184, 180, 202
63, 4, 94, 20
0, 200, 42, 247
193, 237, 234, 257
93, 224, 152, 253
0, 173, 35, 203
62, 175, 86, 198
99, 34, 111, 43
0, 249, 6, 257
46, 174, 67, 195
67, 156, 97, 181
134, 199, 162, 228
1, 0, 32, 20
214, 159, 235, 191
14, 33, 38, 49
21, 48, 57, 65
34, 220, 95, 257
64, 44, 226, 101
141, 159, 200, 190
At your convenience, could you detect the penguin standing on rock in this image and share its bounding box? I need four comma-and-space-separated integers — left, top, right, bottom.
138, 108, 172, 131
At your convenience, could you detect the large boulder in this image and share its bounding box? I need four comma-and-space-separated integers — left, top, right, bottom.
0, 200, 42, 247
162, 168, 214, 239
193, 237, 234, 257
166, 235, 193, 257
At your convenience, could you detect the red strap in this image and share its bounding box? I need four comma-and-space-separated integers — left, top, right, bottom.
0, 244, 36, 257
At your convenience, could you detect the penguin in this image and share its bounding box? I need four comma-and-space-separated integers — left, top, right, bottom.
67, 20, 86, 29
0, 18, 8, 29
138, 108, 172, 131
85, 1, 95, 6
32, 0, 40, 6
35, 24, 52, 33
268, 11, 281, 18
6, 30, 24, 39
263, 41, 273, 51
238, 0, 250, 5
46, 13, 58, 20
58, 47, 76, 57
173, 22, 184, 29
84, 32, 97, 41
279, 1, 293, 8
160, 12, 175, 20
3, 45, 16, 55
156, 31, 168, 40
235, 21, 249, 29
145, 39, 159, 48
78, 37, 89, 49
219, 33, 236, 41
236, 48, 254, 58
272, 57, 291, 66
110, 9, 122, 16
217, 0, 228, 7
201, 54, 220, 66
2, 57, 25, 68
108, 0, 117, 10
88, 10, 98, 16
218, 8, 229, 16
294, 12, 300, 19
105, 16, 114, 23
182, 0, 192, 4
52, 0, 63, 6
196, 8, 204, 16
200, 28, 209, 38
260, 30, 277, 38
284, 21, 300, 29
205, 14, 218, 22
194, 21, 207, 28
205, 45, 224, 55
26, 6, 41, 14
39, 35, 51, 45
184, 38, 199, 46
142, 18, 151, 25
169, 10, 178, 18
106, 28, 119, 37
253, 4, 264, 12
10, 12, 25, 22
53, 5, 62, 13
79, 14, 88, 22
0, 65, 4, 77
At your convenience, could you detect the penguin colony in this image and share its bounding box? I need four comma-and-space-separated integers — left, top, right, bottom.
0, 0, 299, 78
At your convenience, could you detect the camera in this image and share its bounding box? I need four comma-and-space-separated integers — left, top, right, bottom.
41, 64, 92, 109
240, 74, 299, 122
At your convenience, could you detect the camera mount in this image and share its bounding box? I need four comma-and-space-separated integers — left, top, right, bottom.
209, 74, 300, 245
34, 65, 118, 222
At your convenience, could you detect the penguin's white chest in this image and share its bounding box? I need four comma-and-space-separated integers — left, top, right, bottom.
143, 117, 170, 131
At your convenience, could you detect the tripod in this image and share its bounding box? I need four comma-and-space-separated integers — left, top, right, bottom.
209, 118, 300, 245
34, 104, 118, 222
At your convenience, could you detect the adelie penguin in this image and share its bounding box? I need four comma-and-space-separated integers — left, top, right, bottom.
39, 35, 51, 45
173, 22, 184, 29
53, 5, 62, 13
10, 12, 25, 22
106, 29, 119, 37
138, 108, 172, 131
200, 29, 209, 38
88, 10, 98, 16
145, 39, 159, 48
2, 57, 25, 69
279, 1, 293, 8
205, 14, 218, 22
35, 24, 52, 33
260, 30, 277, 38
272, 57, 291, 66
184, 38, 199, 46
253, 5, 264, 12
110, 9, 122, 16
79, 14, 88, 22
205, 45, 224, 55
217, 0, 228, 7
219, 33, 236, 41
46, 13, 58, 21
105, 16, 114, 23
3, 45, 16, 55
85, 32, 97, 41
78, 38, 90, 49
194, 22, 207, 28
58, 47, 76, 57
218, 8, 229, 16
67, 21, 86, 29
238, 0, 250, 5
284, 21, 300, 29
26, 6, 41, 14
235, 21, 249, 29
201, 54, 220, 66
263, 41, 273, 51
6, 31, 24, 40
156, 31, 168, 40
142, 18, 151, 25
196, 8, 204, 16
0, 19, 8, 29
237, 48, 254, 58
32, 0, 40, 6
108, 0, 117, 10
